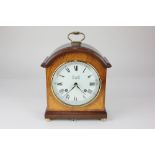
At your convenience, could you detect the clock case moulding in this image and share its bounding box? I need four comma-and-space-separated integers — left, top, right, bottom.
41, 36, 112, 120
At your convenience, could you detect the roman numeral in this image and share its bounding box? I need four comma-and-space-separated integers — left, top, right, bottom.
59, 89, 64, 94
88, 75, 92, 78
74, 65, 78, 71
90, 82, 95, 86
66, 94, 70, 100
87, 89, 93, 94
65, 67, 70, 72
83, 67, 86, 73
59, 75, 64, 77
57, 82, 62, 86
74, 96, 77, 101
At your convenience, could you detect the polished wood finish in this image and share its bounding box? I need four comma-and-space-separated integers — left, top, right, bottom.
41, 43, 111, 120
41, 43, 112, 68
45, 110, 107, 120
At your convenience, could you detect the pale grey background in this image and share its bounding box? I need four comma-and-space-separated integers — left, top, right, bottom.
0, 27, 155, 128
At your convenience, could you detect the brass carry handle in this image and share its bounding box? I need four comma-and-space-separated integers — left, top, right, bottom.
68, 32, 85, 43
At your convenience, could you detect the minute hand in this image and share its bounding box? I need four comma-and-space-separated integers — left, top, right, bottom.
63, 85, 76, 97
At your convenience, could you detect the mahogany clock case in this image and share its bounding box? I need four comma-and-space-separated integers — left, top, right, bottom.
41, 42, 111, 120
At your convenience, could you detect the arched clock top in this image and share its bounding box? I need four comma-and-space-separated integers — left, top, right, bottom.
41, 43, 112, 69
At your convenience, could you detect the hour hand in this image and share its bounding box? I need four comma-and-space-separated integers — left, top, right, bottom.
76, 85, 86, 95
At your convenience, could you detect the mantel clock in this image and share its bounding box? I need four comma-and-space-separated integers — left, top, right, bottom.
41, 32, 112, 120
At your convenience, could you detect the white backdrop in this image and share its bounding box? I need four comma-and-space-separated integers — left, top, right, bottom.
0, 26, 155, 128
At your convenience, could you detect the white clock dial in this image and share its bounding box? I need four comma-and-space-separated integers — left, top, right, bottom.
51, 61, 101, 106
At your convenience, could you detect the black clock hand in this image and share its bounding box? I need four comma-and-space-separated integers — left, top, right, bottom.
76, 85, 86, 95
63, 83, 77, 97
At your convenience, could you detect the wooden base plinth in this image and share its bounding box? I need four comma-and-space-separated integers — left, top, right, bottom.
45, 110, 107, 120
